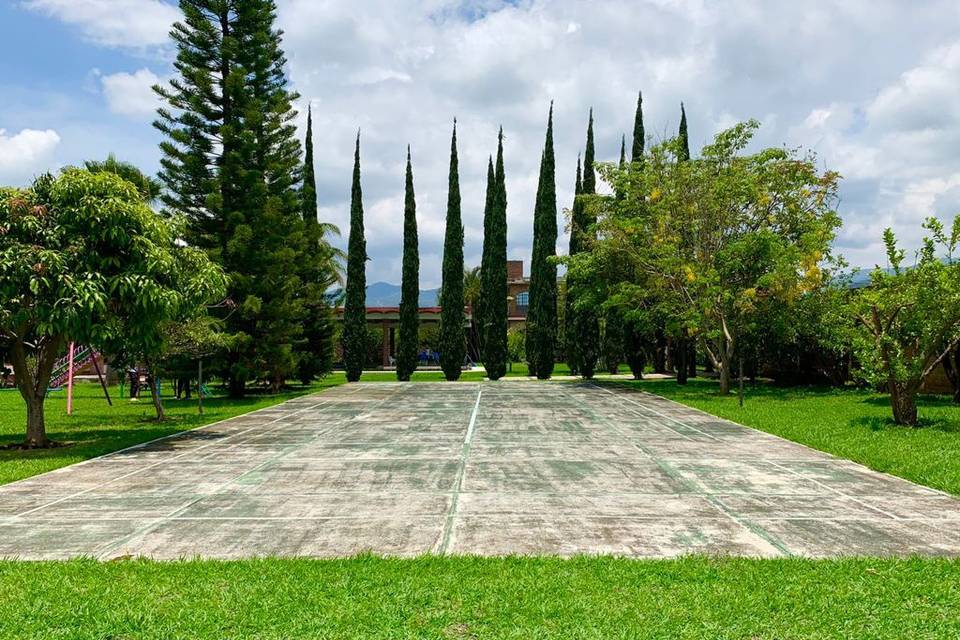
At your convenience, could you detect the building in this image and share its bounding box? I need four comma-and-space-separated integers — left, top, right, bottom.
506, 259, 529, 327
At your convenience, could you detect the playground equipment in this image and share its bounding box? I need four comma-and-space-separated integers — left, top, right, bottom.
51, 343, 112, 414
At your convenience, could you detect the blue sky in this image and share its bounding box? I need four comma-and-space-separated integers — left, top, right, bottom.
4, 1, 960, 287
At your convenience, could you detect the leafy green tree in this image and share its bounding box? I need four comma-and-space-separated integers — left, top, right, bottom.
84, 154, 162, 202
464, 265, 483, 362
526, 104, 559, 379
396, 147, 420, 381
343, 134, 367, 382
849, 218, 960, 425
0, 170, 226, 446
483, 128, 509, 380
507, 327, 525, 372
440, 122, 466, 381
595, 120, 842, 395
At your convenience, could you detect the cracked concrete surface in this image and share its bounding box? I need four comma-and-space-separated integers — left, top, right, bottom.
2, 381, 959, 559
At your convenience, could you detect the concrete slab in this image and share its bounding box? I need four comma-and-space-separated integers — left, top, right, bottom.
1, 380, 959, 559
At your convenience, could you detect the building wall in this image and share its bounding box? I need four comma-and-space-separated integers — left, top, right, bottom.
506, 260, 529, 325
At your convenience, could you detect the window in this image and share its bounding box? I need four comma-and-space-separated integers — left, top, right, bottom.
515, 291, 529, 307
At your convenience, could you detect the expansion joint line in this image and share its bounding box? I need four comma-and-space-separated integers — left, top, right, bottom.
575, 383, 793, 557
437, 384, 483, 554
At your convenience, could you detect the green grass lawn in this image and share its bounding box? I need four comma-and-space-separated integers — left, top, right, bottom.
625, 377, 960, 495
0, 556, 957, 639
0, 376, 345, 485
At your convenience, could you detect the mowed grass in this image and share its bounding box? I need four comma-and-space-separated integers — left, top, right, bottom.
1, 556, 959, 639
0, 376, 345, 485
626, 377, 960, 495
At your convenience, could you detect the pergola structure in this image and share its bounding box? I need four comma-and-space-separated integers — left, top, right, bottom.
335, 306, 472, 368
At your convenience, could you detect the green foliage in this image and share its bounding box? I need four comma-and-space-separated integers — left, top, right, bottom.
590, 120, 842, 395
507, 327, 526, 365
343, 134, 367, 382
566, 111, 600, 379
295, 104, 339, 386
83, 154, 162, 202
602, 308, 624, 374
631, 91, 644, 162
478, 156, 496, 354
396, 148, 420, 381
300, 105, 318, 225
0, 170, 226, 444
849, 217, 960, 425
155, 0, 313, 397
482, 129, 509, 380
440, 123, 466, 380
526, 104, 558, 379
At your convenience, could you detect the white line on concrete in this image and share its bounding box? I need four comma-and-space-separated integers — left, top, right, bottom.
591, 383, 720, 441
437, 384, 483, 554
10, 385, 364, 521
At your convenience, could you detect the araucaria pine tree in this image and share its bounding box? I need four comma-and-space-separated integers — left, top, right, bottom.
526, 104, 559, 379
482, 128, 509, 380
155, 0, 311, 397
440, 121, 466, 381
342, 133, 367, 382
568, 109, 600, 379
297, 104, 338, 384
396, 146, 420, 381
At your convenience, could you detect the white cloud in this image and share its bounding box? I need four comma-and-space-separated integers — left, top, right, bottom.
18, 0, 960, 281
0, 128, 61, 185
100, 68, 162, 117
22, 0, 178, 49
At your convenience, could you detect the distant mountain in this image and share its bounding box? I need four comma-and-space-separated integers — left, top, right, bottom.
329, 282, 440, 307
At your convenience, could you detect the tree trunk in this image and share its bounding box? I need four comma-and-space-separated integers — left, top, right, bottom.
654, 327, 667, 374
11, 335, 62, 447
146, 368, 166, 421
718, 362, 731, 395
675, 336, 688, 385
228, 373, 245, 399
687, 340, 697, 378
942, 346, 960, 404
25, 393, 47, 447
889, 380, 918, 426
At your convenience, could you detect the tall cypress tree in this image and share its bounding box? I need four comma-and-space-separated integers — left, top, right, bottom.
563, 155, 582, 376
478, 155, 496, 356
602, 139, 626, 374
526, 104, 558, 380
483, 127, 508, 380
675, 102, 690, 385
297, 102, 337, 385
396, 146, 419, 381
631, 91, 645, 161
627, 90, 659, 376
439, 121, 466, 381
343, 133, 367, 382
156, 0, 309, 397
570, 109, 599, 379
301, 105, 317, 224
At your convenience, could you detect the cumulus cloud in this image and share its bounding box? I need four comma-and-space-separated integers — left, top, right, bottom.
99, 68, 162, 117
19, 0, 960, 282
22, 0, 178, 49
0, 128, 61, 185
